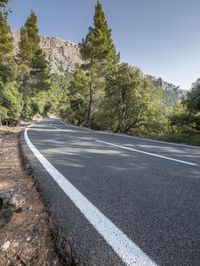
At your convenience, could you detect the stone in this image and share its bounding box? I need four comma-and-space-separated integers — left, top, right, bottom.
1, 241, 10, 252
9, 191, 26, 208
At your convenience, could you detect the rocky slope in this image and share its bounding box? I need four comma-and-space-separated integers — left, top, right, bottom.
12, 32, 186, 104
12, 31, 83, 74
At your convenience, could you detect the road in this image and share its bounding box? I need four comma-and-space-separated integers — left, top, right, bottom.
22, 119, 200, 265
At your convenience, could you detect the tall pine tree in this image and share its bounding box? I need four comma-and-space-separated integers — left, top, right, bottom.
0, 12, 15, 84
18, 11, 50, 118
80, 1, 119, 127
19, 11, 40, 63
0, 6, 21, 125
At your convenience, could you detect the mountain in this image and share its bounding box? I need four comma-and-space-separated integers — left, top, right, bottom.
12, 32, 186, 104
12, 31, 83, 74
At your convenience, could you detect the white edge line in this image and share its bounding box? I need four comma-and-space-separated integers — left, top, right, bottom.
57, 120, 200, 149
24, 125, 157, 266
96, 140, 197, 166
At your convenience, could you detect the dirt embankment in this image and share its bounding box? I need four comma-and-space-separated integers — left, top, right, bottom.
0, 127, 63, 266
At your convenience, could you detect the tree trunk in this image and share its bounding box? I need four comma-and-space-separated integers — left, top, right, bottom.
86, 82, 93, 128
18, 77, 27, 124
120, 108, 127, 133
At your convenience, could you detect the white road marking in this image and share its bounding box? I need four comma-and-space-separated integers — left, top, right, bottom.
96, 140, 197, 166
57, 120, 200, 149
111, 133, 200, 149
24, 125, 157, 266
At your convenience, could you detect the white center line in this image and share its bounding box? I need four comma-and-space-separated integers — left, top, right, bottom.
24, 125, 157, 266
96, 140, 197, 166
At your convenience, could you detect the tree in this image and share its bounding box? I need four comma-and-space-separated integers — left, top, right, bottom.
66, 67, 90, 125
30, 48, 50, 90
0, 8, 20, 125
18, 11, 50, 118
0, 82, 21, 125
80, 1, 119, 127
19, 11, 40, 63
0, 12, 16, 84
168, 101, 200, 134
104, 63, 164, 134
168, 80, 200, 134
185, 79, 200, 113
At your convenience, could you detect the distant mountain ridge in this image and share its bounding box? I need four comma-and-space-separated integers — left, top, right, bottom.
12, 31, 186, 103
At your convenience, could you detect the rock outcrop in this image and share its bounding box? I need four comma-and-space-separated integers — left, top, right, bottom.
12, 31, 83, 74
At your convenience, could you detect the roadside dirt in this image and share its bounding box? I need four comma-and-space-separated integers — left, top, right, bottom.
0, 126, 63, 266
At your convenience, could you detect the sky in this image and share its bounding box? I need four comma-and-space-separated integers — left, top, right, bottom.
7, 0, 200, 90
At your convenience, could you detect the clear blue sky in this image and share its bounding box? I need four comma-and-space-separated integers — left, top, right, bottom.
7, 0, 200, 90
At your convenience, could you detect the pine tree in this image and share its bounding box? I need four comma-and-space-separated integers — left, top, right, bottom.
18, 11, 50, 118
30, 48, 50, 90
18, 27, 31, 64
81, 1, 119, 69
19, 11, 40, 63
67, 67, 90, 125
80, 1, 119, 127
0, 12, 16, 84
0, 8, 21, 125
186, 79, 200, 113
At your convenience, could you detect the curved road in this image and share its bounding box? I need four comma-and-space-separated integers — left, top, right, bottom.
22, 119, 200, 265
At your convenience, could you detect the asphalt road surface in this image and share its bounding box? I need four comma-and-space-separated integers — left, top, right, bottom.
22, 119, 200, 265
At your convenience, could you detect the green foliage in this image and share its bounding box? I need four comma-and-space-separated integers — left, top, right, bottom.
65, 67, 89, 125
19, 11, 40, 63
0, 13, 12, 54
0, 105, 8, 122
30, 48, 50, 91
168, 101, 200, 132
47, 73, 72, 114
0, 13, 16, 84
156, 101, 200, 145
22, 73, 72, 118
185, 79, 200, 113
80, 1, 119, 127
81, 1, 119, 69
102, 63, 165, 134
18, 27, 31, 63
0, 82, 21, 123
18, 11, 50, 119
0, 9, 20, 124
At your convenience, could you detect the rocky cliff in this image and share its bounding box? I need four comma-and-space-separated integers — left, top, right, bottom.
12, 31, 83, 74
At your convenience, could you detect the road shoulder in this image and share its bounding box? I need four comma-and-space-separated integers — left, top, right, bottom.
0, 127, 62, 265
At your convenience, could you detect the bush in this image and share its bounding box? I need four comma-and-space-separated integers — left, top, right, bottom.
0, 83, 21, 124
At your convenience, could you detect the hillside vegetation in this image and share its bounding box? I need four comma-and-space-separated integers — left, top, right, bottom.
0, 1, 199, 145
